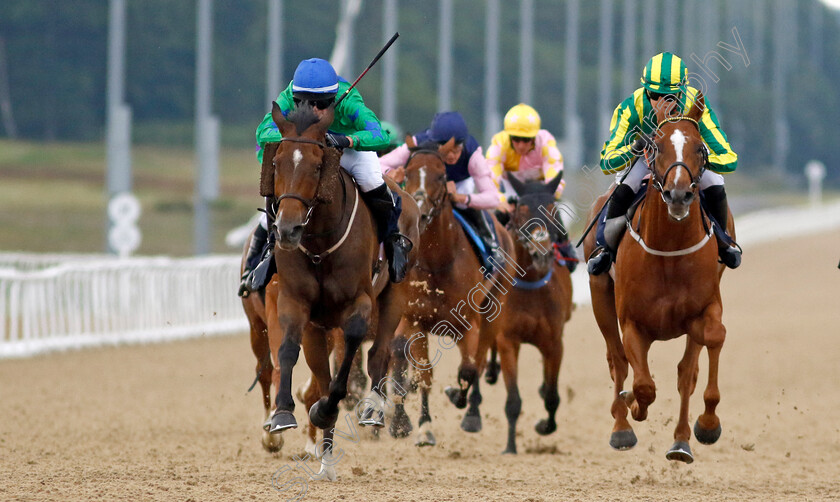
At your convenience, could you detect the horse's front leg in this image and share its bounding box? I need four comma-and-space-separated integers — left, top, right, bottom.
535, 338, 563, 437
266, 297, 309, 434
590, 274, 635, 450
621, 321, 655, 422
309, 295, 372, 430
666, 337, 702, 463
693, 304, 726, 446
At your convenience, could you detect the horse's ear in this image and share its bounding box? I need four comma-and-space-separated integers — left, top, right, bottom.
687, 92, 705, 123
405, 135, 416, 149
260, 142, 280, 197
546, 171, 563, 194
272, 101, 293, 137
438, 137, 456, 156
507, 172, 527, 196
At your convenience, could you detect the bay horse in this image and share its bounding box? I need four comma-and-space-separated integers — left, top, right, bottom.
583, 92, 733, 463
388, 139, 515, 445
479, 174, 573, 454
260, 101, 419, 478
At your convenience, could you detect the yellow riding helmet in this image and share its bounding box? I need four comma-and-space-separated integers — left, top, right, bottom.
503, 104, 541, 138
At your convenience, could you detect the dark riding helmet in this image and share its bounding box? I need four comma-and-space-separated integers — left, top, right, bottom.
429, 111, 468, 144
292, 58, 339, 102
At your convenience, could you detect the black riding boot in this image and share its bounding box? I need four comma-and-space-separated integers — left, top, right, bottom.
587, 183, 636, 276
702, 185, 741, 269
238, 224, 269, 297
362, 183, 413, 283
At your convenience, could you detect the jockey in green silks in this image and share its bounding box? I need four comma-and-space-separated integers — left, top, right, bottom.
587, 51, 742, 276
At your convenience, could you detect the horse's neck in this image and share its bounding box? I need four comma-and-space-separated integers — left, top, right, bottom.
637, 187, 705, 247
420, 202, 459, 266
303, 167, 350, 242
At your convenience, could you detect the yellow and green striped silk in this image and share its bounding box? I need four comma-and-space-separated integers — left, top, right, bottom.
599, 86, 738, 174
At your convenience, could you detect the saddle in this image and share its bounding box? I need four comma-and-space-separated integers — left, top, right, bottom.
452, 207, 501, 272
594, 179, 738, 256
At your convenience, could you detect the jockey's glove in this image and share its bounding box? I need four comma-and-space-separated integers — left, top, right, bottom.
630, 134, 655, 156
326, 132, 352, 149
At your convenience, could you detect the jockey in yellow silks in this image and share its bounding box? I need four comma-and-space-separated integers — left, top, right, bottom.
486, 103, 577, 271
587, 52, 741, 276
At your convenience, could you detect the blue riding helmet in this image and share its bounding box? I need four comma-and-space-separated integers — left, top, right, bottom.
292, 58, 339, 99
430, 111, 468, 144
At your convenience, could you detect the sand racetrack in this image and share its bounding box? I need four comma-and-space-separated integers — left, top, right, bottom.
2, 230, 839, 501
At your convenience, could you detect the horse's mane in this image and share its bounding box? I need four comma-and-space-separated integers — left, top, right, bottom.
285, 104, 323, 136
411, 139, 441, 152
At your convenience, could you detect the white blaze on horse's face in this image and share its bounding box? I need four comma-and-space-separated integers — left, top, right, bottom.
417, 166, 427, 209
670, 128, 687, 185
292, 149, 303, 170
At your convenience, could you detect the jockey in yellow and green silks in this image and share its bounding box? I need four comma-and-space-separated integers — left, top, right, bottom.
587, 52, 742, 276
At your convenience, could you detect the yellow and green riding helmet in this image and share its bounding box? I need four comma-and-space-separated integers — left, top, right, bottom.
641, 52, 687, 95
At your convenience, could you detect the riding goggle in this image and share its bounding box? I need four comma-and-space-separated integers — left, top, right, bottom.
510, 136, 535, 144
293, 97, 335, 110
437, 139, 465, 146
647, 90, 681, 103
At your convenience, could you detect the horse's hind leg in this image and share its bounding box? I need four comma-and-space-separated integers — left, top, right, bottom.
360, 287, 404, 428
445, 324, 481, 410
498, 335, 522, 454
535, 338, 563, 436
667, 337, 702, 463
248, 306, 283, 452
484, 342, 500, 385
694, 307, 726, 446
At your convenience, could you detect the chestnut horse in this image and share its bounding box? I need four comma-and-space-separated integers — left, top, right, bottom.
388, 139, 515, 445
584, 93, 733, 463
260, 102, 419, 478
479, 174, 573, 454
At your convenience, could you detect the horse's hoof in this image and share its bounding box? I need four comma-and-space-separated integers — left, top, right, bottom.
484, 360, 500, 385
445, 386, 467, 409
694, 420, 722, 445
415, 427, 436, 447
268, 410, 298, 434
535, 419, 557, 436
389, 404, 413, 438
502, 446, 517, 455
619, 390, 634, 403
665, 441, 694, 464
609, 429, 637, 450
261, 430, 284, 453
309, 398, 338, 430
358, 408, 385, 428
460, 412, 482, 433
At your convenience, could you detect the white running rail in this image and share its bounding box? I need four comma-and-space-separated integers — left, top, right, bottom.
0, 254, 247, 358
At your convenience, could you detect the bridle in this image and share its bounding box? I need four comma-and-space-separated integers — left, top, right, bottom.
644, 116, 708, 196
269, 136, 328, 228
509, 194, 556, 260
405, 149, 449, 227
